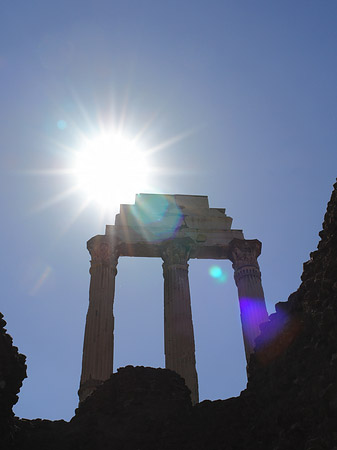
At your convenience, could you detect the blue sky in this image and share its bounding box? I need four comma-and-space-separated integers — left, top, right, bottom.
1, 1, 336, 420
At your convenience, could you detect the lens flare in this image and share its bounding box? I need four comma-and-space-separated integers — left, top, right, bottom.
239, 297, 269, 318
209, 265, 228, 283
30, 266, 52, 296
57, 120, 67, 130
130, 194, 183, 241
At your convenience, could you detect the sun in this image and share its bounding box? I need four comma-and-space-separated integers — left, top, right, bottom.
27, 109, 192, 230
73, 133, 150, 210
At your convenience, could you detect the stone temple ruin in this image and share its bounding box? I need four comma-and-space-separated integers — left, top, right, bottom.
79, 194, 268, 404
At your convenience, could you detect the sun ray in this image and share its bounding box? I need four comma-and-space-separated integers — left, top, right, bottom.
118, 85, 131, 134
69, 88, 97, 134
15, 168, 76, 176
133, 110, 161, 143
145, 128, 196, 155
55, 196, 93, 238
31, 185, 80, 213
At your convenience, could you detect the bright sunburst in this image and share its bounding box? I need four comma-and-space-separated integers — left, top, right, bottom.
73, 133, 150, 209
24, 98, 194, 233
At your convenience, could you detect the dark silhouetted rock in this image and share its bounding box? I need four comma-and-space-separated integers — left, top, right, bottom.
67, 366, 192, 450
0, 313, 26, 446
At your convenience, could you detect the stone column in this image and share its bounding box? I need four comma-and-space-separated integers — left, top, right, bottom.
161, 240, 199, 404
78, 235, 119, 403
228, 238, 269, 361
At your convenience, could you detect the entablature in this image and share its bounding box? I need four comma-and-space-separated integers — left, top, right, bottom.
95, 193, 244, 260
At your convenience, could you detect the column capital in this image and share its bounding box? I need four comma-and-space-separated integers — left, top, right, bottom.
228, 238, 261, 270
161, 238, 194, 271
87, 235, 119, 268
228, 239, 262, 286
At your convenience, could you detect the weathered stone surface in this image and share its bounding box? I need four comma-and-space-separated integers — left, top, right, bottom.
106, 193, 243, 258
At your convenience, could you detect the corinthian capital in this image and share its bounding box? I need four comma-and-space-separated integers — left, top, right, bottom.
228, 239, 261, 271
87, 235, 119, 267
161, 239, 193, 271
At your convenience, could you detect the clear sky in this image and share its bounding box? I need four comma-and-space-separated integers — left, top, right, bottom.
1, 1, 336, 421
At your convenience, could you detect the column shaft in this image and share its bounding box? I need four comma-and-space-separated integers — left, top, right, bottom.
162, 242, 199, 404
78, 236, 118, 402
229, 239, 269, 361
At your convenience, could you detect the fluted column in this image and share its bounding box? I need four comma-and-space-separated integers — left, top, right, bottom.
228, 238, 269, 361
161, 240, 199, 404
78, 235, 119, 403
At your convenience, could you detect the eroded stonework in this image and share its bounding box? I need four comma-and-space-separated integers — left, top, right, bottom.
161, 239, 191, 269
106, 194, 243, 259
88, 236, 119, 268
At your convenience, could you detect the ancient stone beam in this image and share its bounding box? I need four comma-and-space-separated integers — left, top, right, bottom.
105, 193, 244, 259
